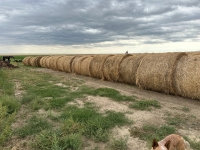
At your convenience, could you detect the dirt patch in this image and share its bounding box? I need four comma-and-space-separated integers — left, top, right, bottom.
0, 60, 18, 69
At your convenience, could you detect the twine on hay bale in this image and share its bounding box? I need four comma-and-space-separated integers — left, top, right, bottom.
80, 56, 94, 76
136, 52, 186, 94
174, 54, 200, 99
63, 56, 76, 73
22, 56, 32, 66
102, 54, 130, 82
118, 54, 147, 84
56, 56, 69, 71
90, 55, 113, 79
71, 56, 87, 74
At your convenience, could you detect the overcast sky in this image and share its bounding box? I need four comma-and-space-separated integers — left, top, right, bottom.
0, 0, 200, 54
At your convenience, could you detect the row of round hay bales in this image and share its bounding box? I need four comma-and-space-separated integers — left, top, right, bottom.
23, 56, 43, 67
22, 52, 200, 100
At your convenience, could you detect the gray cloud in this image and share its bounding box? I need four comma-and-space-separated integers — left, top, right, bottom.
0, 0, 200, 47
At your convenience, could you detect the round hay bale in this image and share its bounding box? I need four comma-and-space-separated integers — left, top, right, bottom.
174, 54, 200, 99
71, 56, 88, 74
136, 52, 186, 94
29, 57, 37, 66
42, 56, 52, 68
63, 56, 76, 73
90, 55, 113, 79
56, 56, 67, 71
102, 54, 130, 82
45, 56, 54, 69
34, 56, 43, 67
49, 56, 64, 70
80, 56, 94, 76
39, 56, 47, 67
22, 56, 32, 66
118, 54, 147, 84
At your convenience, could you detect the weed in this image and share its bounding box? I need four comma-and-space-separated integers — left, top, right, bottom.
129, 100, 161, 111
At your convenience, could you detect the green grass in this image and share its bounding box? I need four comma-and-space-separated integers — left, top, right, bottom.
129, 100, 161, 111
130, 124, 175, 147
0, 70, 14, 95
59, 106, 130, 142
110, 137, 128, 150
15, 116, 52, 138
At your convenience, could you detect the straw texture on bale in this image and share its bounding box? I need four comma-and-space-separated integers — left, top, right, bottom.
63, 56, 76, 73
34, 56, 43, 67
90, 55, 113, 79
39, 56, 47, 67
29, 57, 37, 66
136, 52, 186, 94
80, 56, 94, 76
71, 56, 87, 74
118, 54, 147, 84
43, 56, 52, 68
45, 56, 54, 69
22, 57, 32, 66
174, 54, 200, 99
49, 56, 63, 70
102, 55, 130, 82
56, 56, 69, 71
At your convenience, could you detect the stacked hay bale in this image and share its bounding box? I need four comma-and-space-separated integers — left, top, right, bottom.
102, 54, 130, 81
174, 54, 200, 99
118, 54, 147, 84
136, 52, 186, 94
90, 55, 113, 79
22, 56, 32, 66
71, 56, 87, 74
80, 56, 94, 76
63, 56, 76, 73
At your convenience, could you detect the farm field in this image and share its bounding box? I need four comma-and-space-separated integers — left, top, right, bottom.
0, 61, 200, 150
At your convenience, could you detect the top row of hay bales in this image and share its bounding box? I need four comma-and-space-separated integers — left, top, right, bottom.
22, 52, 200, 100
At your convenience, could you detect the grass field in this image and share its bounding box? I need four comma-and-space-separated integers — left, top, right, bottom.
0, 61, 199, 150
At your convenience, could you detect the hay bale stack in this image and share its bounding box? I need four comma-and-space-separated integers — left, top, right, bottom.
49, 56, 63, 70
90, 55, 113, 79
102, 54, 130, 81
118, 54, 147, 84
174, 54, 200, 99
136, 52, 186, 94
71, 56, 87, 74
29, 57, 37, 66
22, 56, 32, 66
56, 56, 68, 71
80, 56, 94, 76
63, 56, 76, 73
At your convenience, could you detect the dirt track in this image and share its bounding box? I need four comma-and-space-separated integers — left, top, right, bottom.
34, 68, 200, 150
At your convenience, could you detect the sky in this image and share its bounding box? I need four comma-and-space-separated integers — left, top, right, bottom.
0, 0, 200, 55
